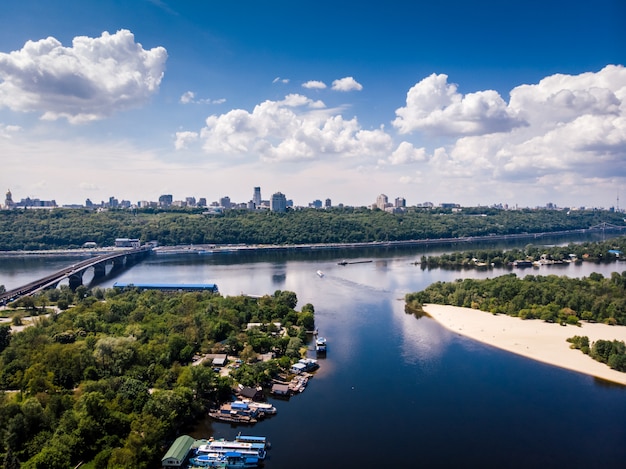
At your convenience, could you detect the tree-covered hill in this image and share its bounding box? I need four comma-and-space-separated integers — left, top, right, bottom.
1, 206, 624, 250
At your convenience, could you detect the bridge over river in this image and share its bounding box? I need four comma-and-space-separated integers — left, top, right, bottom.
0, 246, 152, 305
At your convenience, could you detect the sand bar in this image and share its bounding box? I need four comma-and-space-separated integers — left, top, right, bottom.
422, 304, 626, 385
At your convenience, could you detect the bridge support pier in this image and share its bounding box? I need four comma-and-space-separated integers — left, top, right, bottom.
92, 263, 106, 279
112, 257, 126, 270
69, 272, 83, 290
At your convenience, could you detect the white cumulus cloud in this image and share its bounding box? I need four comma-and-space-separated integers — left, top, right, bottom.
427, 65, 626, 184
192, 94, 392, 162
384, 141, 429, 165
393, 73, 525, 136
302, 80, 327, 90
180, 91, 195, 104
0, 29, 167, 123
331, 77, 363, 92
174, 131, 199, 150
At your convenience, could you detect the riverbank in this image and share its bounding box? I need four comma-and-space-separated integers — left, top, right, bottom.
0, 247, 118, 257
422, 304, 626, 385
1, 225, 622, 257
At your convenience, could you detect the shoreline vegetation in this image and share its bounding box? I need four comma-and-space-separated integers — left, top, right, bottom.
1, 231, 626, 259
418, 236, 626, 269
417, 304, 626, 386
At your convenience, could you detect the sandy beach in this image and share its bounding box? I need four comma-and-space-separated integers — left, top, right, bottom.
422, 304, 626, 385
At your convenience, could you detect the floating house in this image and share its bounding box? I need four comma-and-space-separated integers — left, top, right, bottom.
271, 383, 290, 396
291, 358, 319, 374
290, 362, 308, 374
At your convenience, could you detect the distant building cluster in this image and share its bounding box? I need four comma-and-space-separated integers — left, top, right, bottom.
1, 188, 618, 213
373, 194, 409, 213
2, 189, 57, 209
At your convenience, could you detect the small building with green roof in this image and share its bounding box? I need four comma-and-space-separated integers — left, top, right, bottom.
161, 435, 195, 467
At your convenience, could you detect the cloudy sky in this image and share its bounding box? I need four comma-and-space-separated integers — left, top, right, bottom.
0, 0, 625, 208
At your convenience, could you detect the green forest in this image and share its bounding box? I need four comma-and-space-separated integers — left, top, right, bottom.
0, 287, 314, 469
0, 206, 624, 250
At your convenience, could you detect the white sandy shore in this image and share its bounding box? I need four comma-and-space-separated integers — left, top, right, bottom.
422, 304, 626, 385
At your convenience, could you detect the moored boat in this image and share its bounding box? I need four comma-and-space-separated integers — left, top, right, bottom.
197, 438, 267, 460
189, 451, 260, 468
237, 399, 277, 415
315, 336, 327, 353
208, 401, 259, 424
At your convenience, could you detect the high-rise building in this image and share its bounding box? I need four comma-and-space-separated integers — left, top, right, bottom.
325, 198, 331, 208
270, 192, 287, 213
376, 194, 388, 210
395, 197, 406, 208
159, 194, 173, 207
220, 196, 231, 209
253, 187, 262, 207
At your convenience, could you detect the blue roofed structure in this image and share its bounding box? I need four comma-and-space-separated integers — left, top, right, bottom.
113, 282, 218, 292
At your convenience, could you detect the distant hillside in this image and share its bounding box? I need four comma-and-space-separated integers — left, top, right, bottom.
1, 206, 624, 250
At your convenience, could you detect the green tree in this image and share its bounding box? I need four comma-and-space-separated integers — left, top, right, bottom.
0, 324, 11, 353
297, 311, 315, 331
285, 337, 303, 358
608, 353, 626, 371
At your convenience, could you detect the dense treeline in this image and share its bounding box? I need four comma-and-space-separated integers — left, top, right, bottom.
0, 288, 313, 469
406, 272, 626, 325
420, 236, 626, 269
1, 206, 623, 250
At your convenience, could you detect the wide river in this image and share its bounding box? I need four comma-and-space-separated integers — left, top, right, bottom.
2, 235, 626, 468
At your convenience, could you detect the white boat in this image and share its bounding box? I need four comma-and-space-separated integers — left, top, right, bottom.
235, 434, 269, 447
197, 438, 267, 460
237, 399, 277, 415
316, 270, 324, 277
316, 336, 327, 353
189, 451, 260, 468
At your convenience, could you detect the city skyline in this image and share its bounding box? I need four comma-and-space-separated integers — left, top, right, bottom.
0, 1, 625, 208
5, 185, 616, 212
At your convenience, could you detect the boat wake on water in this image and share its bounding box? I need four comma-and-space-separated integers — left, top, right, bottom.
318, 272, 392, 294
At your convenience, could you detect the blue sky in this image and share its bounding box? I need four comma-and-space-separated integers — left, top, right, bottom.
0, 0, 625, 208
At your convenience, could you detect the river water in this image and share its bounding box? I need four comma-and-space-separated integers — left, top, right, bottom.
1, 235, 625, 468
